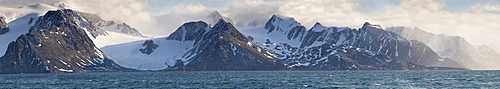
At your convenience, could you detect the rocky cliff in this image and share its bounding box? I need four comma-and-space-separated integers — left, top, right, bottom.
0, 9, 134, 74
0, 16, 9, 35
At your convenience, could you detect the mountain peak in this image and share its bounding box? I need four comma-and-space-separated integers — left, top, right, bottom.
265, 15, 303, 33
270, 14, 295, 22
213, 19, 233, 32
361, 22, 382, 30
215, 19, 227, 25
310, 22, 327, 32
166, 21, 210, 41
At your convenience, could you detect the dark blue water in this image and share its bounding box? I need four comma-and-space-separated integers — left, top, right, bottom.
0, 70, 499, 88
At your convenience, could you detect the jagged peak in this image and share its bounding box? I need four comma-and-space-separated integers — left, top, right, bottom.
312, 22, 326, 28
214, 19, 228, 28
310, 22, 328, 32
270, 14, 295, 22
181, 21, 208, 27
361, 22, 382, 30
265, 14, 304, 33
313, 22, 325, 28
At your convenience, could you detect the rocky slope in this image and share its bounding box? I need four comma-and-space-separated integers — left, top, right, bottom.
168, 19, 288, 71
0, 16, 8, 35
258, 43, 427, 70
0, 9, 134, 73
387, 27, 500, 69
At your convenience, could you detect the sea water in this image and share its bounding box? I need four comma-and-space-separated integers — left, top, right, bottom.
0, 70, 499, 88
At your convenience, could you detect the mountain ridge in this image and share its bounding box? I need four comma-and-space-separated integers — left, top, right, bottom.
0, 9, 135, 73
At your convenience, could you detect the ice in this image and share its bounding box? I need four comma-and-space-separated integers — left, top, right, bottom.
100, 38, 195, 70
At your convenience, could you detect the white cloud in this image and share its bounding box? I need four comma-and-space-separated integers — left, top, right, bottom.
62, 0, 157, 36
221, 0, 280, 27
279, 0, 365, 28
153, 4, 215, 36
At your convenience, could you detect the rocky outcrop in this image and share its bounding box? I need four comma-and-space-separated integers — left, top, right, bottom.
168, 19, 288, 71
139, 40, 159, 55
0, 9, 134, 74
0, 16, 9, 35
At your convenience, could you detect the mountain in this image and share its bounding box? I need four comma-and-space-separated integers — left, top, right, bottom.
387, 27, 500, 69
0, 9, 134, 73
263, 15, 307, 46
99, 21, 207, 70
242, 15, 463, 69
0, 16, 8, 35
206, 11, 234, 26
258, 43, 428, 70
171, 19, 287, 71
75, 11, 146, 37
101, 19, 288, 71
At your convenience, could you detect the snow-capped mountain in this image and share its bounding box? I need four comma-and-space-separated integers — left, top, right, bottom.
102, 19, 287, 71
0, 9, 135, 73
173, 19, 287, 71
1, 2, 485, 73
242, 15, 463, 69
387, 27, 500, 69
99, 21, 207, 70
0, 16, 8, 35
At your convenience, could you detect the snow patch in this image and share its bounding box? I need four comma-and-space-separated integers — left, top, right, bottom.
58, 68, 73, 72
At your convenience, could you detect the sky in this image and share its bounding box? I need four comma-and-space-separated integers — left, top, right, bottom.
0, 0, 499, 52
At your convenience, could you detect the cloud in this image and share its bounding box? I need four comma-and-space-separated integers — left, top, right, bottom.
153, 4, 215, 36
279, 0, 365, 28
221, 0, 281, 27
62, 0, 157, 36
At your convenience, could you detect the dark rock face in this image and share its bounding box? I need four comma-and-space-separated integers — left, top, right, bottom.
139, 40, 159, 55
0, 9, 134, 73
166, 21, 209, 42
0, 16, 8, 35
170, 19, 288, 71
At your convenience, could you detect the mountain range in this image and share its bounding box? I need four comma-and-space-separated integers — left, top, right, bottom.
1, 7, 497, 73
